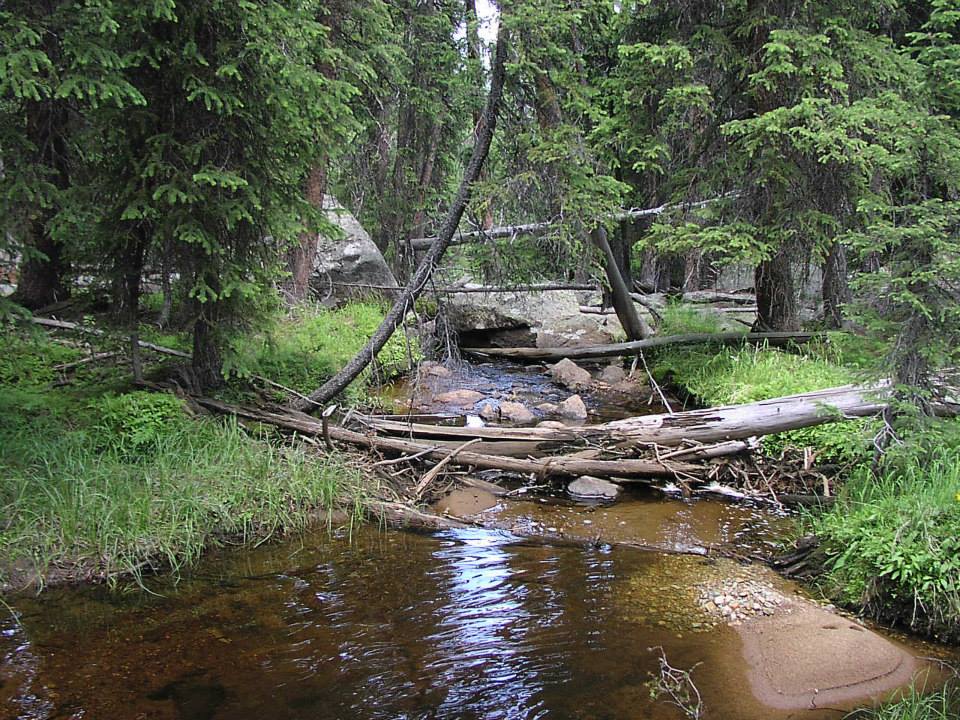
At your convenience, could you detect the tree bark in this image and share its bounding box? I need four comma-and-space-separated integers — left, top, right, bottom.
12, 228, 68, 309
289, 21, 510, 412
822, 241, 851, 329
284, 163, 327, 302
754, 249, 800, 331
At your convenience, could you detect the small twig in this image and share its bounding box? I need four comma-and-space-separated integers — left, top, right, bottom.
412, 438, 482, 499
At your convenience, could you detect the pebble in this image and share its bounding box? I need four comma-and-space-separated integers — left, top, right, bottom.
697, 577, 787, 627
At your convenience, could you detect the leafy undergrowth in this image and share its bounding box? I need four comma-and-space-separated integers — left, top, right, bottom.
653, 304, 873, 463
0, 329, 367, 590
807, 439, 960, 643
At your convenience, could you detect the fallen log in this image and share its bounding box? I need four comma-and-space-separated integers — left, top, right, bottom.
191, 396, 700, 479
29, 317, 191, 358
408, 195, 734, 249
463, 331, 819, 361
354, 384, 890, 448
682, 291, 757, 305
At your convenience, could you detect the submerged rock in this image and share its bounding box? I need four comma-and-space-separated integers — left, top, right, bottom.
598, 363, 626, 384
549, 358, 592, 389
434, 390, 484, 408
568, 475, 621, 500
558, 394, 588, 421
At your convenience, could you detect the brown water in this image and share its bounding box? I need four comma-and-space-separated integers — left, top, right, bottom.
1, 514, 952, 720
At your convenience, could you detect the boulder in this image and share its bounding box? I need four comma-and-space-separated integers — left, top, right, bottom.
445, 289, 581, 334
419, 361, 452, 379
549, 358, 592, 389
567, 475, 621, 500
311, 196, 398, 304
536, 313, 627, 348
535, 402, 559, 415
434, 390, 484, 408
479, 400, 536, 425
558, 394, 588, 421
598, 363, 626, 384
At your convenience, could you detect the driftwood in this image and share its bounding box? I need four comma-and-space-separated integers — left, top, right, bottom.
463, 331, 819, 361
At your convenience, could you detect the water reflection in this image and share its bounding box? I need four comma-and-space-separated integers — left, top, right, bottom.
1, 523, 952, 720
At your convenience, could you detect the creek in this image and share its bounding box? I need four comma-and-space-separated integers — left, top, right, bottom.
1, 359, 955, 720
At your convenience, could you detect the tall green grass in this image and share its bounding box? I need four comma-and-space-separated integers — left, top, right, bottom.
652, 305, 870, 462
848, 681, 959, 720
808, 446, 960, 642
0, 330, 367, 589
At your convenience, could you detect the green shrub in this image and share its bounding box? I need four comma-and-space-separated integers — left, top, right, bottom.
90, 391, 191, 456
0, 329, 81, 387
808, 447, 960, 642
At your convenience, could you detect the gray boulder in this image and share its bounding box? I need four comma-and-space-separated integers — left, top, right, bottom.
558, 394, 588, 421
311, 196, 398, 304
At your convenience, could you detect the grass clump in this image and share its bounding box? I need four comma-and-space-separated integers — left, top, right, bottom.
653, 305, 870, 463
225, 301, 419, 403
807, 439, 960, 642
847, 681, 959, 720
0, 328, 366, 589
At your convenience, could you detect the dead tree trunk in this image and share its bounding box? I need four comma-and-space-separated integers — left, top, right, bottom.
591, 226, 652, 340
290, 23, 509, 412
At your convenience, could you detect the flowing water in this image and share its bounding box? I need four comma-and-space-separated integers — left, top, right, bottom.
1, 361, 955, 719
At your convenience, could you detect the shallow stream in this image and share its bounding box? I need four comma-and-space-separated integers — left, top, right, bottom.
1, 360, 955, 719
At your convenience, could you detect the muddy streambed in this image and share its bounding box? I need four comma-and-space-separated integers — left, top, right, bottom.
1, 360, 956, 719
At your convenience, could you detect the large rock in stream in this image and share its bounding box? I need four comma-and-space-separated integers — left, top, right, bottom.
310, 196, 398, 305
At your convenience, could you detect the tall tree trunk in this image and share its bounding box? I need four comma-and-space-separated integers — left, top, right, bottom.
122, 228, 149, 382
822, 242, 851, 329
191, 305, 223, 391
291, 22, 509, 412
12, 227, 68, 309
284, 163, 327, 302
754, 249, 800, 331
657, 253, 686, 294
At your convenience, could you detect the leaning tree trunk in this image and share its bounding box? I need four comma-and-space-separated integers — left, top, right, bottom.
821, 241, 851, 329
591, 227, 651, 340
754, 249, 800, 331
289, 21, 510, 412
